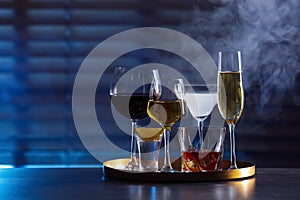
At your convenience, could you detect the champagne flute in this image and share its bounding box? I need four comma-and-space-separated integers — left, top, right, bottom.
217, 50, 244, 169
147, 71, 186, 172
110, 66, 150, 170
184, 84, 217, 148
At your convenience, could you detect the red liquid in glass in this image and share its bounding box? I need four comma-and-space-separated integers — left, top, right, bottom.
182, 150, 222, 172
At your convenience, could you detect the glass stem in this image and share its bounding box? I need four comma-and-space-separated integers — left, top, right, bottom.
127, 120, 138, 169
197, 117, 207, 149
162, 128, 173, 171
129, 121, 137, 164
198, 120, 204, 149
228, 123, 238, 169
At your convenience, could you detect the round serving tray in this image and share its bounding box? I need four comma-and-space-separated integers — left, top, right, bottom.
103, 158, 255, 182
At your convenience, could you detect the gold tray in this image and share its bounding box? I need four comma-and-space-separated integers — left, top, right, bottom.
103, 158, 255, 182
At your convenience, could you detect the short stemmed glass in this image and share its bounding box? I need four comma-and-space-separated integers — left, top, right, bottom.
184, 84, 217, 148
147, 70, 186, 172
217, 50, 245, 169
110, 66, 150, 170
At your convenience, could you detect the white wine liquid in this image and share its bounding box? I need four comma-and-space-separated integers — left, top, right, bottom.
217, 72, 244, 124
147, 100, 185, 127
135, 127, 163, 142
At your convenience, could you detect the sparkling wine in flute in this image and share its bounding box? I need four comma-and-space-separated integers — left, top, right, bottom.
217, 50, 244, 170
217, 72, 244, 125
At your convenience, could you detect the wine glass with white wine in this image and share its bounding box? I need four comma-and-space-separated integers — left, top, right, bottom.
147, 70, 186, 172
217, 50, 244, 170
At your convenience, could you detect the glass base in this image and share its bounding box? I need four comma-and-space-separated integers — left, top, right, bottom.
160, 165, 179, 173
125, 157, 138, 170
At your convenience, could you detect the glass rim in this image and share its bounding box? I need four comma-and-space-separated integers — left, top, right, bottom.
178, 126, 226, 131
218, 50, 242, 54
184, 83, 217, 86
217, 70, 243, 72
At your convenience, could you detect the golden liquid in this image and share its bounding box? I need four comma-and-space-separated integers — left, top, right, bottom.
217, 71, 244, 124
147, 100, 185, 128
135, 127, 163, 142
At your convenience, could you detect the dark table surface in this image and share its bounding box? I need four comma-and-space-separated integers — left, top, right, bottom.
0, 167, 299, 200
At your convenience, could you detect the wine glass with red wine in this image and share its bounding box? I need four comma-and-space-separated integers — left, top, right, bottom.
110, 66, 151, 170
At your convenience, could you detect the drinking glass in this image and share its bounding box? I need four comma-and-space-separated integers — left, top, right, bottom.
184, 84, 217, 148
147, 70, 186, 172
178, 126, 226, 172
135, 125, 164, 172
217, 50, 244, 169
110, 66, 150, 170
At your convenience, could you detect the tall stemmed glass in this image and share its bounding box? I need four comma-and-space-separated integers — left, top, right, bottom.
147, 70, 186, 172
110, 66, 150, 170
184, 84, 217, 148
217, 50, 244, 169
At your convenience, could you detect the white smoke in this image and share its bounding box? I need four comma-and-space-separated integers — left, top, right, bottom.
188, 0, 300, 122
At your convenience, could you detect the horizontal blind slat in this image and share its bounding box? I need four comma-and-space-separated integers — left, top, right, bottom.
4, 0, 293, 168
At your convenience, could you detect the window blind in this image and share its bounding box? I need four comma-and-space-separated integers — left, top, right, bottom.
0, 0, 198, 167
2, 0, 299, 168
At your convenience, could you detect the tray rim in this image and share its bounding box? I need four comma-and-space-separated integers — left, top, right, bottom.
103, 158, 256, 182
